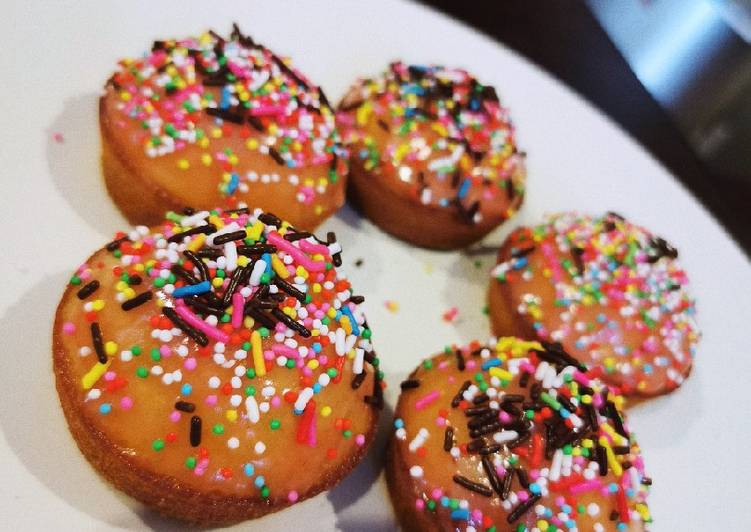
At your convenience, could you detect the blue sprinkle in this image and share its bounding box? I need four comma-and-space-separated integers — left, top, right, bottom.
243, 463, 255, 477
341, 306, 360, 335
597, 313, 607, 323
99, 403, 112, 415
313, 383, 322, 394
254, 476, 265, 488
481, 359, 502, 370
440, 496, 450, 507
312, 343, 322, 353
262, 254, 273, 274
450, 509, 469, 521
226, 172, 239, 194
358, 149, 369, 159
394, 418, 404, 429
173, 280, 211, 298
457, 179, 471, 199
529, 482, 542, 495
512, 257, 528, 270
181, 383, 192, 396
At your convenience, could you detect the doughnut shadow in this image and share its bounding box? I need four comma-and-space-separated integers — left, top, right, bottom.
46, 92, 126, 238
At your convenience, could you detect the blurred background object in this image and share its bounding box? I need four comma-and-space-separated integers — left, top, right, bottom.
422, 0, 751, 255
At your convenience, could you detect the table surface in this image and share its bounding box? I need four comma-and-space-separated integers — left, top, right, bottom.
421, 0, 751, 257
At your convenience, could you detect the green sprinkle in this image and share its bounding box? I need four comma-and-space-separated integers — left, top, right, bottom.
150, 348, 161, 362
258, 327, 270, 338
270, 419, 281, 430
69, 276, 82, 285
212, 424, 224, 435
136, 366, 148, 378
246, 368, 256, 379
185, 456, 196, 469
244, 385, 255, 396
422, 359, 433, 370
260, 486, 270, 498
131, 345, 142, 356
152, 439, 165, 451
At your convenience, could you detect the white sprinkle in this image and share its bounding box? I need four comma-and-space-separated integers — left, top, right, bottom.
245, 396, 260, 423
208, 376, 220, 388
224, 242, 238, 272
230, 394, 242, 407
79, 346, 92, 357
254, 441, 266, 454
409, 465, 424, 478
549, 449, 563, 482
249, 259, 266, 286
353, 348, 365, 374
227, 437, 240, 449
493, 430, 519, 444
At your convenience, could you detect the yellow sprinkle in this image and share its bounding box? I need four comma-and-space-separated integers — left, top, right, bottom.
282, 307, 296, 319
134, 264, 145, 272
314, 205, 323, 216
356, 101, 372, 126
295, 266, 309, 279
537, 520, 549, 531
341, 316, 353, 335
177, 159, 190, 170
385, 300, 399, 313
199, 137, 210, 149
246, 221, 264, 241
211, 128, 223, 139
326, 308, 337, 319
92, 299, 105, 311
321, 406, 332, 417
237, 255, 250, 268
212, 277, 224, 288
489, 367, 513, 381
635, 503, 651, 521
599, 436, 623, 476
226, 409, 238, 422
251, 330, 265, 377
307, 359, 320, 370
81, 360, 111, 390
201, 154, 212, 166
119, 91, 131, 102
208, 215, 224, 228
104, 341, 118, 356
115, 280, 128, 292
186, 233, 206, 252
496, 336, 543, 356
123, 287, 136, 300
271, 254, 289, 279
246, 138, 258, 150
312, 283, 322, 294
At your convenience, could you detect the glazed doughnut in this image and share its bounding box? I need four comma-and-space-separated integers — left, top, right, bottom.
387, 337, 652, 531
488, 212, 699, 397
53, 208, 381, 525
100, 25, 347, 229
337, 62, 525, 250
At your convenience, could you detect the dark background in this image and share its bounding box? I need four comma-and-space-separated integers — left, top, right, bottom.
421, 0, 751, 256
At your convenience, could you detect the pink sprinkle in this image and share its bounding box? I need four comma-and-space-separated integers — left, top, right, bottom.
159, 344, 171, 357
53, 132, 64, 143
205, 394, 218, 406
442, 306, 459, 322
120, 396, 133, 410
169, 411, 181, 422
435, 417, 446, 427
415, 390, 440, 410
231, 292, 245, 328
570, 479, 602, 495
174, 300, 229, 343
355, 434, 365, 446
271, 396, 281, 408
272, 344, 299, 358
415, 499, 425, 510
266, 231, 326, 272
431, 488, 443, 499
298, 238, 330, 256
104, 371, 116, 382
184, 357, 197, 370
62, 322, 76, 335
288, 491, 299, 503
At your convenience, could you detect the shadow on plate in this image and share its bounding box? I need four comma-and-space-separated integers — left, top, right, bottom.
46, 92, 126, 238
327, 384, 397, 531
0, 272, 142, 526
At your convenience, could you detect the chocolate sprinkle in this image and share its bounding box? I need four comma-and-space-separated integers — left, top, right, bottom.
167, 223, 217, 243
453, 474, 492, 497
268, 147, 285, 165
105, 235, 129, 252
258, 212, 282, 227
351, 371, 367, 390
90, 322, 107, 364
481, 456, 503, 495
400, 379, 420, 390
507, 494, 541, 523
190, 415, 202, 447
76, 280, 100, 300
175, 401, 196, 413
162, 307, 209, 347
443, 426, 454, 451
213, 230, 247, 245
271, 308, 311, 337
121, 291, 153, 311
451, 380, 472, 407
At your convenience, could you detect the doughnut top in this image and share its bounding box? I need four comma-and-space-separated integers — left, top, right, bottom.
55, 208, 381, 502
492, 212, 699, 396
392, 337, 651, 531
337, 62, 525, 224
104, 25, 346, 203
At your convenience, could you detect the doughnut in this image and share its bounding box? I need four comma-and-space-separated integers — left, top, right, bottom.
337, 62, 525, 250
387, 337, 652, 531
100, 25, 347, 230
53, 208, 381, 525
488, 212, 699, 397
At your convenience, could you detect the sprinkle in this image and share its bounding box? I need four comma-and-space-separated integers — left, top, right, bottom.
173, 301, 227, 343
190, 415, 202, 447
453, 474, 492, 497
121, 291, 153, 310
400, 379, 420, 389
90, 322, 107, 364
251, 330, 265, 377
163, 306, 210, 346
507, 494, 541, 523
384, 300, 399, 313
172, 281, 211, 298
415, 390, 440, 410
81, 360, 111, 389
77, 280, 100, 300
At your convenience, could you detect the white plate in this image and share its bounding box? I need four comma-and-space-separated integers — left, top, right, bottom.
1, 1, 750, 530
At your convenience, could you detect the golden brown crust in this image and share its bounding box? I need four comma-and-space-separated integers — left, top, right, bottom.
348, 157, 507, 250
100, 98, 186, 227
